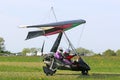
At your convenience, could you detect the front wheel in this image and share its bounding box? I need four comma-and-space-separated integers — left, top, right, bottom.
43, 66, 57, 76
81, 70, 88, 75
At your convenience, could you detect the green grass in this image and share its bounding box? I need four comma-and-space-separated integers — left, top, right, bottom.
0, 56, 43, 62
0, 56, 119, 80
83, 56, 120, 73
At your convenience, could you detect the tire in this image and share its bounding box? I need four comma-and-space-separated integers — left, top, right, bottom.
53, 70, 56, 73
81, 70, 88, 75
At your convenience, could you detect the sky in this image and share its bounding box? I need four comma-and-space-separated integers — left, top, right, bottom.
0, 0, 120, 53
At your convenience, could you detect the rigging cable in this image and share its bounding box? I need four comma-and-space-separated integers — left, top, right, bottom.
44, 6, 58, 44
77, 24, 85, 48
50, 0, 57, 22
51, 7, 58, 22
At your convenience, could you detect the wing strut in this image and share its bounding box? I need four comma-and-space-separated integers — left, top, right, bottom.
63, 32, 78, 55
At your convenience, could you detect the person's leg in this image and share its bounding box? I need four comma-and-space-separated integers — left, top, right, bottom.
63, 59, 72, 65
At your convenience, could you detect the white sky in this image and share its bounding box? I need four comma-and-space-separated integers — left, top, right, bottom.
0, 0, 120, 53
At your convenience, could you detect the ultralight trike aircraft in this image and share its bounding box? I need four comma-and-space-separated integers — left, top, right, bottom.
20, 19, 90, 76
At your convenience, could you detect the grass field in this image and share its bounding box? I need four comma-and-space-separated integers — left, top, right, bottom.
0, 56, 119, 80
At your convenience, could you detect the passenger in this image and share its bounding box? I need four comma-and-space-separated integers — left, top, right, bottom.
63, 49, 75, 65
54, 47, 64, 60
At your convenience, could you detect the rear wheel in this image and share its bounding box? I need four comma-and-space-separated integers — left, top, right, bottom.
53, 70, 56, 73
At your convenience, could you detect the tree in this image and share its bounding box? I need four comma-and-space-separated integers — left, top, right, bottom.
30, 48, 37, 55
0, 37, 5, 53
102, 49, 116, 56
21, 48, 38, 56
22, 48, 30, 56
116, 49, 120, 56
30, 48, 37, 53
76, 47, 94, 56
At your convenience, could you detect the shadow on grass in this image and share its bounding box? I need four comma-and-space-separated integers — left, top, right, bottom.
88, 73, 120, 78
56, 73, 82, 76
56, 72, 120, 79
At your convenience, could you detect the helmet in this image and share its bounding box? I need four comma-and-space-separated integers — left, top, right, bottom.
58, 47, 63, 53
65, 49, 70, 53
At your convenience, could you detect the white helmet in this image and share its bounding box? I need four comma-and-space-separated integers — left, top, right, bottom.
65, 49, 70, 53
58, 47, 63, 53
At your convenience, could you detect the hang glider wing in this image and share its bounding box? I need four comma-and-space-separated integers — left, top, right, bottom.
20, 19, 86, 40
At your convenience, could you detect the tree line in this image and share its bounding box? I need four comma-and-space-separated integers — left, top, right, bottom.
76, 47, 120, 56
0, 37, 120, 56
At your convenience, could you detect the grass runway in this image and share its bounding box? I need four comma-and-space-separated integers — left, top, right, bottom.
0, 56, 119, 80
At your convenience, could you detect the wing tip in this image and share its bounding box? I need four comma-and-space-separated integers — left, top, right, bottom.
19, 25, 28, 28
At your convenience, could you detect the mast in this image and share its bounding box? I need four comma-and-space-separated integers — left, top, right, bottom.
41, 40, 45, 56
50, 32, 63, 52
